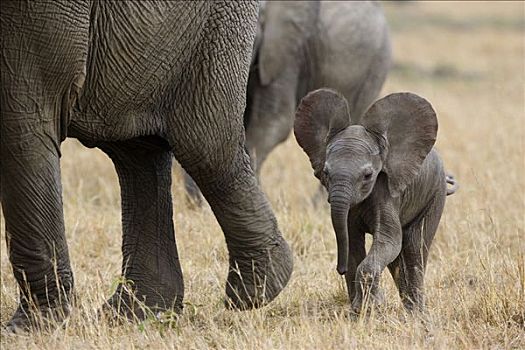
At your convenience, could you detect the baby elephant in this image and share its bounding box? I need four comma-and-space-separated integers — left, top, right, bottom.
294, 88, 456, 313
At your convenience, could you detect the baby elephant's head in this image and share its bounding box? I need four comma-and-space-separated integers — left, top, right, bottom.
294, 88, 438, 274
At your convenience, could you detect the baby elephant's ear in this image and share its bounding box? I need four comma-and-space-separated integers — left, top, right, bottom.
294, 88, 351, 180
362, 93, 438, 197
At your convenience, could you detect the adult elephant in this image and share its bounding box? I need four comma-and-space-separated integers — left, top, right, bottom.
184, 1, 391, 205
0, 1, 292, 330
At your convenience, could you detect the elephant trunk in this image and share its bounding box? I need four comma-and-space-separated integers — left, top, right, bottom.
329, 185, 351, 275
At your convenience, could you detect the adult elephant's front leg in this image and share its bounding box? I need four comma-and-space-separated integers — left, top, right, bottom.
174, 112, 293, 308
98, 137, 183, 319
168, 0, 292, 309
175, 129, 293, 308
215, 156, 293, 309
183, 149, 293, 309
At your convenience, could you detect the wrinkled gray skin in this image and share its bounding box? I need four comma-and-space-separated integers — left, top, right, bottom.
184, 1, 391, 206
294, 88, 455, 313
0, 1, 292, 331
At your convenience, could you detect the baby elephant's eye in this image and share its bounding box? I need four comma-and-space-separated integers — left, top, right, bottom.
363, 171, 373, 181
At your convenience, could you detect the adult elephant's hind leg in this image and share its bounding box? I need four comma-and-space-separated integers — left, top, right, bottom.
1, 131, 73, 331
1, 1, 90, 330
97, 137, 183, 319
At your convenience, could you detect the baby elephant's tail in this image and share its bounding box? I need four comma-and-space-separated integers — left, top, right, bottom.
446, 172, 459, 196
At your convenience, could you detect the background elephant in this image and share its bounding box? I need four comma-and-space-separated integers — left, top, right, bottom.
184, 0, 392, 205
0, 1, 292, 330
294, 88, 456, 312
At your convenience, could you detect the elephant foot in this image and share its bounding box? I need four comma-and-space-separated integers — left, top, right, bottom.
5, 300, 71, 333
350, 287, 384, 315
103, 282, 183, 321
225, 235, 293, 310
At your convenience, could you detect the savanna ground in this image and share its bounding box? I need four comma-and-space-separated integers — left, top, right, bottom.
1, 2, 524, 349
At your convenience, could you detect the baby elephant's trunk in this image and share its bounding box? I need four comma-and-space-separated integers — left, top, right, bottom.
446, 172, 459, 196
329, 191, 350, 275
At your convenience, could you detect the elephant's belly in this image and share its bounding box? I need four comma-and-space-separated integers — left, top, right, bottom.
399, 150, 445, 226
71, 1, 208, 141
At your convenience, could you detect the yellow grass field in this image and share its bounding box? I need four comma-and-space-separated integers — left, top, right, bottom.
1, 2, 524, 349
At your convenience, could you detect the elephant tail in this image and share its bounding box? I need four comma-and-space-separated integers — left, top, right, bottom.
446, 172, 459, 196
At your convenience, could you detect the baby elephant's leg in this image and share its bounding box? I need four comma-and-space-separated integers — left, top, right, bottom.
345, 227, 366, 302
390, 193, 445, 312
352, 206, 402, 314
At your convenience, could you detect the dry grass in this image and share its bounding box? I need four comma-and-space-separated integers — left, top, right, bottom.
1, 2, 524, 349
